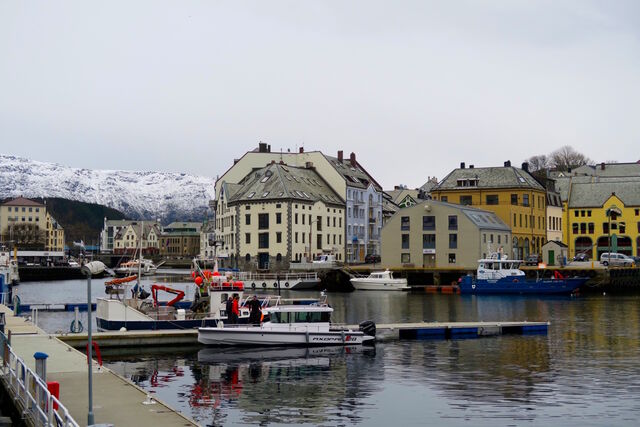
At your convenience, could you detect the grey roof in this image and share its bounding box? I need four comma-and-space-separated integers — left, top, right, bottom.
572, 162, 640, 177
543, 240, 568, 248
228, 163, 344, 206
555, 175, 640, 202
419, 179, 438, 193
114, 223, 160, 240
323, 155, 382, 191
568, 181, 640, 208
402, 199, 510, 232
546, 191, 563, 207
435, 166, 544, 191
385, 189, 420, 205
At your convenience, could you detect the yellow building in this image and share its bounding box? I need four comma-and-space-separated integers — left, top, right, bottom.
0, 197, 64, 251
431, 162, 547, 259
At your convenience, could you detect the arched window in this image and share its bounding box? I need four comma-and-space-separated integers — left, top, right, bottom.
276, 253, 282, 262
245, 253, 251, 262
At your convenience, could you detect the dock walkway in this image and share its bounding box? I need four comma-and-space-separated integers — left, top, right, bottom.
0, 304, 197, 427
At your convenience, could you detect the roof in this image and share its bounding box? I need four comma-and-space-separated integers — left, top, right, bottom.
543, 240, 568, 248
571, 163, 640, 177
228, 163, 344, 206
385, 188, 420, 205
323, 154, 382, 191
435, 166, 545, 191
2, 197, 44, 207
114, 223, 161, 240
568, 181, 640, 208
420, 179, 438, 193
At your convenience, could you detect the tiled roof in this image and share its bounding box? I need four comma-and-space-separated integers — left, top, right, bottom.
323, 155, 382, 191
229, 163, 344, 205
2, 197, 44, 207
435, 166, 544, 191
572, 163, 640, 177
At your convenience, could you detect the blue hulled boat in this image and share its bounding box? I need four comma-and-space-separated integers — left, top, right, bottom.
459, 255, 589, 295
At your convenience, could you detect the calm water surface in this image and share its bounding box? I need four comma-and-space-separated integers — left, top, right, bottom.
13, 277, 640, 426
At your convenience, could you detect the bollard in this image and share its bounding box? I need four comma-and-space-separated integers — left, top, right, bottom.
34, 352, 48, 382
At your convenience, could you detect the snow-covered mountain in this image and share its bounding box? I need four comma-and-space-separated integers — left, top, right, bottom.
0, 155, 215, 223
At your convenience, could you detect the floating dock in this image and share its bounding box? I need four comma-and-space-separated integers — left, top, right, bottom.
0, 304, 198, 426
57, 320, 548, 349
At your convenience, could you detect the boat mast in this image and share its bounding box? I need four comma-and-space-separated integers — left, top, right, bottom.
137, 221, 143, 292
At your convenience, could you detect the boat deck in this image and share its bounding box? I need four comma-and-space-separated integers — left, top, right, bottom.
0, 304, 197, 426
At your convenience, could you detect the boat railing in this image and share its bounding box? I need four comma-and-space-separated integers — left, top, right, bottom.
236, 272, 318, 281
0, 332, 80, 427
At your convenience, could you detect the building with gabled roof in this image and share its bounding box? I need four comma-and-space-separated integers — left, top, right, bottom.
216, 161, 345, 271
113, 222, 161, 255
0, 197, 64, 251
431, 161, 547, 259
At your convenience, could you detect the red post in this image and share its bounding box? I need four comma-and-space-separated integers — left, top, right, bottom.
47, 381, 60, 410
86, 341, 103, 367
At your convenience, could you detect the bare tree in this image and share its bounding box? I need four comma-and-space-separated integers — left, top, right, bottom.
550, 146, 593, 171
2, 223, 46, 250
526, 154, 550, 172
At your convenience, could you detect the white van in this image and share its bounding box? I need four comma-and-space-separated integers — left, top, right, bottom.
600, 252, 635, 267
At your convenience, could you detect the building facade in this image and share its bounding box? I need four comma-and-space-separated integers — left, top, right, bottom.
381, 200, 512, 270
0, 197, 64, 251
159, 222, 202, 258
431, 161, 546, 259
113, 222, 161, 255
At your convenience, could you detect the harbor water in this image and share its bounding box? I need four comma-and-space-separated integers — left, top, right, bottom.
12, 276, 640, 426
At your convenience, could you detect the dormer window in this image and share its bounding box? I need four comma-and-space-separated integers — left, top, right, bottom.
247, 192, 255, 199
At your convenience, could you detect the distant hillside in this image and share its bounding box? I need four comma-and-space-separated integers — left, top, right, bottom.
1, 197, 126, 246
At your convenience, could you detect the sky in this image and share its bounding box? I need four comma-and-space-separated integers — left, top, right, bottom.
1, 1, 639, 189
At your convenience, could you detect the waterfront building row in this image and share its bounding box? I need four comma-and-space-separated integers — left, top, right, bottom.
0, 197, 65, 252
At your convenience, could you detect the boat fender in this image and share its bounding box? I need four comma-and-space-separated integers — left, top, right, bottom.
262, 282, 267, 288
284, 282, 289, 288
251, 283, 256, 289
471, 284, 476, 289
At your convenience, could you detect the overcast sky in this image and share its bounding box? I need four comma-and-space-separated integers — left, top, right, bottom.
1, 1, 639, 189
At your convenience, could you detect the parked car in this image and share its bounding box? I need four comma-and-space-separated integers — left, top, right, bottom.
364, 254, 381, 264
525, 254, 541, 266
573, 253, 589, 262
600, 252, 635, 267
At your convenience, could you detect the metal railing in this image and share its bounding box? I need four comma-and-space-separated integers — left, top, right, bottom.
1, 332, 79, 427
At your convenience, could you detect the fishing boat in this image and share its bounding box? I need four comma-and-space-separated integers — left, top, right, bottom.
350, 270, 409, 291
198, 295, 376, 346
458, 254, 589, 295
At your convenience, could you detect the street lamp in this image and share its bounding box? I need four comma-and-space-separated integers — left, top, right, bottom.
606, 205, 622, 257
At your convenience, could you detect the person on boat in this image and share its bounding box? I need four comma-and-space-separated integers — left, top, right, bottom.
225, 296, 233, 322
248, 295, 261, 325
231, 295, 240, 324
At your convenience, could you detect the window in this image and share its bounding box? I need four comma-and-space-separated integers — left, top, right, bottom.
258, 213, 269, 229
573, 223, 578, 234
460, 196, 472, 205
580, 223, 586, 234
401, 253, 410, 264
441, 196, 448, 202
620, 223, 626, 233
448, 253, 456, 263
245, 214, 251, 225
401, 216, 410, 230
401, 234, 410, 249
245, 253, 251, 262
317, 216, 322, 231
574, 211, 579, 217
276, 232, 282, 243
423, 216, 435, 231
603, 222, 609, 234
295, 213, 298, 224
519, 214, 522, 227
523, 194, 529, 206
486, 195, 499, 205
448, 215, 458, 230
423, 234, 436, 249
258, 232, 269, 248
327, 217, 330, 227
276, 213, 282, 224
245, 233, 250, 244
317, 234, 322, 250
511, 194, 518, 205
295, 232, 298, 243
587, 210, 592, 217
449, 234, 457, 249
588, 223, 594, 234
276, 253, 282, 262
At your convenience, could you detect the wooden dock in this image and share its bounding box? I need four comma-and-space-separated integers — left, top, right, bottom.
57, 320, 548, 349
0, 304, 198, 426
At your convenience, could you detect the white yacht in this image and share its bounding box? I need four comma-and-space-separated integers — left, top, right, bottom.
198, 295, 376, 346
113, 258, 158, 276
350, 270, 409, 291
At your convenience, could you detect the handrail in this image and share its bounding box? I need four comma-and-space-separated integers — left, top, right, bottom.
1, 332, 79, 427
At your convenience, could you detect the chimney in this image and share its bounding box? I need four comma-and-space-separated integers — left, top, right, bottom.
469, 165, 474, 169
299, 147, 304, 153
338, 150, 343, 162
601, 162, 605, 170
258, 142, 268, 153
305, 161, 314, 169
460, 162, 465, 169
522, 162, 529, 172
350, 152, 356, 167
267, 144, 271, 153
504, 160, 511, 167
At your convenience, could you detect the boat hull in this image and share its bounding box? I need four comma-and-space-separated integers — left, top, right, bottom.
350, 279, 410, 291
459, 275, 588, 295
97, 317, 220, 331
198, 326, 368, 346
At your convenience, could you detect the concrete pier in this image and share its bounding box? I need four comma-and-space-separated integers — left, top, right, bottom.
0, 304, 197, 426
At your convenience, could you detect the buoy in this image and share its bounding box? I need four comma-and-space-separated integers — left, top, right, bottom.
195, 276, 203, 286
119, 327, 127, 332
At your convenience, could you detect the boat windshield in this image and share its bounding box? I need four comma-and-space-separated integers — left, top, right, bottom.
271, 311, 330, 323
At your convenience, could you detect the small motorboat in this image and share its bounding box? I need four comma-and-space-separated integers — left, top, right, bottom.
198, 295, 376, 346
350, 270, 410, 291
459, 253, 589, 295
113, 258, 158, 277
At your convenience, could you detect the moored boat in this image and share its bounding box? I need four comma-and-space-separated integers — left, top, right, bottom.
198, 295, 376, 346
459, 254, 588, 295
350, 270, 409, 291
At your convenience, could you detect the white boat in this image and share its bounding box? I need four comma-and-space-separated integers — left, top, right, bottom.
350, 270, 409, 291
113, 258, 158, 276
0, 248, 20, 286
198, 296, 376, 346
238, 271, 320, 291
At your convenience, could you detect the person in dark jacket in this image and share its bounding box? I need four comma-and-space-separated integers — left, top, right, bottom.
248, 296, 261, 325
225, 297, 233, 323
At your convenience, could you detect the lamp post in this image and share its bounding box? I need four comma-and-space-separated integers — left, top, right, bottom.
81, 261, 103, 426
606, 205, 622, 258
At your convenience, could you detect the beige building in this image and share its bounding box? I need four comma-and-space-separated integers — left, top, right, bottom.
160, 222, 202, 258
0, 197, 64, 251
215, 143, 384, 263
546, 191, 563, 243
381, 200, 512, 270
217, 162, 344, 271
113, 222, 161, 255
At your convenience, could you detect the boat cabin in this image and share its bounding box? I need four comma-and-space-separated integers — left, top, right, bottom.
477, 258, 525, 280
367, 270, 395, 280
